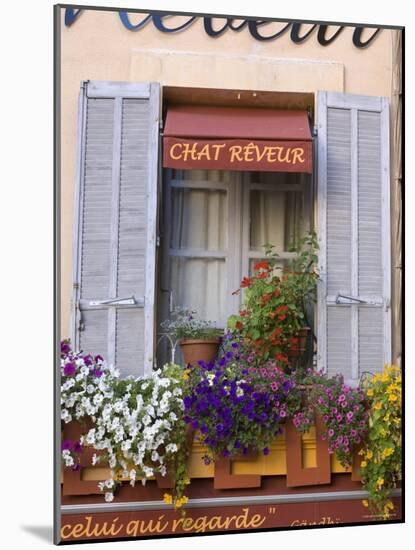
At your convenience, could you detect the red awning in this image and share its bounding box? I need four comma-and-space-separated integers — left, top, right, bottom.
163, 105, 312, 173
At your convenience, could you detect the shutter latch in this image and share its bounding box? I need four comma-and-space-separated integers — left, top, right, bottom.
88, 296, 144, 307
335, 293, 367, 304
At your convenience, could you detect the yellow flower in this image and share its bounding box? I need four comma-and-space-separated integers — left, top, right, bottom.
360, 461, 367, 468
366, 450, 373, 460
362, 500, 369, 508
175, 495, 189, 508
163, 493, 173, 504
382, 447, 394, 458
388, 394, 398, 402
184, 477, 191, 485
367, 389, 374, 397
182, 369, 190, 381
377, 477, 384, 487
374, 401, 382, 410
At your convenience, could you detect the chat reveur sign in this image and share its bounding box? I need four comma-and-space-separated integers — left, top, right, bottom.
163, 138, 312, 172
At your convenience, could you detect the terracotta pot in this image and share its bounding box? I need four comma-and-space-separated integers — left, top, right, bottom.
179, 338, 220, 366
287, 326, 310, 357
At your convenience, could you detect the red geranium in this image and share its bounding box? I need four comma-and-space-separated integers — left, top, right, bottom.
240, 277, 252, 288
254, 261, 270, 271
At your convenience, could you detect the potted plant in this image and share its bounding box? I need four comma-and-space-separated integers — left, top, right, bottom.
160, 307, 222, 366
228, 231, 319, 369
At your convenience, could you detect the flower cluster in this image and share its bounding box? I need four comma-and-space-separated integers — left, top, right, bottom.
60, 339, 119, 425
228, 231, 319, 365
61, 341, 188, 506
183, 338, 298, 461
294, 369, 369, 468
82, 363, 187, 503
359, 365, 402, 519
61, 438, 83, 471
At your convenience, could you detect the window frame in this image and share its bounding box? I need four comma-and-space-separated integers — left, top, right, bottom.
158, 168, 313, 336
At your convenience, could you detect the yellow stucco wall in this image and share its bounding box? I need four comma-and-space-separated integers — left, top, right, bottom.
60, 8, 394, 336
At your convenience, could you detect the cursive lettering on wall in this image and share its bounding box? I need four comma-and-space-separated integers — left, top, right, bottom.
64, 9, 381, 49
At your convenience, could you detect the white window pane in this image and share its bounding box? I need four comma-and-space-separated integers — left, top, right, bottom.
172, 169, 233, 183
170, 257, 226, 325
250, 189, 304, 251
170, 188, 227, 250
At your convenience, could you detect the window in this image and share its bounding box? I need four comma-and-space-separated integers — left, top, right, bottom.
72, 82, 391, 380
157, 168, 311, 363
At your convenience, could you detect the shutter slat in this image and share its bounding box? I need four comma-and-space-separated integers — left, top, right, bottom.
80, 98, 114, 301
326, 108, 352, 296
115, 309, 145, 377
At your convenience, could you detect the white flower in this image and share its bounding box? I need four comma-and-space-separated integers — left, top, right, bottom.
142, 415, 151, 426
93, 394, 104, 406
86, 429, 96, 445
121, 440, 131, 451
166, 443, 178, 453
151, 450, 159, 462
92, 453, 99, 466
142, 466, 154, 478
105, 478, 115, 489
105, 492, 114, 502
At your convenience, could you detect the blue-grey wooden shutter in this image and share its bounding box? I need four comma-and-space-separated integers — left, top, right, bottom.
317, 92, 391, 385
71, 81, 160, 376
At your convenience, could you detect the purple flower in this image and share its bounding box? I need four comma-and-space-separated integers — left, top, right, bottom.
231, 342, 239, 349
91, 368, 103, 378
282, 381, 291, 392
61, 439, 72, 451
72, 464, 81, 472
191, 419, 199, 429
328, 428, 335, 437
60, 341, 71, 355
346, 411, 354, 421
323, 415, 329, 423
83, 355, 93, 366
94, 354, 104, 363
200, 424, 209, 434
63, 362, 76, 376
280, 409, 286, 418
73, 441, 83, 453
263, 447, 270, 456
338, 394, 346, 402
223, 449, 230, 457
203, 455, 211, 465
